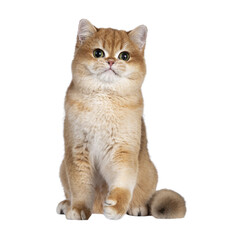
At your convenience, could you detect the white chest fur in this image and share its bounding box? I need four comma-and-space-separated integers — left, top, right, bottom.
66, 93, 142, 166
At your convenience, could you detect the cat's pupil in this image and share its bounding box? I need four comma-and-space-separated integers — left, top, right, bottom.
122, 53, 128, 60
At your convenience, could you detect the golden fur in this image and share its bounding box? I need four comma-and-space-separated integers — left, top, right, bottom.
57, 19, 186, 220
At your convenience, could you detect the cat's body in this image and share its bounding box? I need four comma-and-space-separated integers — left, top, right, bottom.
57, 19, 186, 220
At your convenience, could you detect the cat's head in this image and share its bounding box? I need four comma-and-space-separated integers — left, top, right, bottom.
72, 19, 147, 95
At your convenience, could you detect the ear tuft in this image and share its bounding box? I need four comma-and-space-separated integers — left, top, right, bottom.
78, 19, 97, 44
128, 25, 148, 49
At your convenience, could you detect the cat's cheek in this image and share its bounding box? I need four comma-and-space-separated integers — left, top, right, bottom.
85, 63, 97, 74
122, 64, 138, 77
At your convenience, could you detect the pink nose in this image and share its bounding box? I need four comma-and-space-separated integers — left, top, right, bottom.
108, 60, 115, 67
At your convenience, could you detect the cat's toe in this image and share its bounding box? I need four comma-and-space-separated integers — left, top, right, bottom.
104, 206, 122, 220
66, 208, 81, 220
56, 200, 70, 215
65, 206, 91, 220
104, 199, 117, 206
103, 187, 131, 220
127, 206, 148, 216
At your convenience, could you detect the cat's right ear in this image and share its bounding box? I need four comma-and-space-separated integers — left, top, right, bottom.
128, 25, 148, 50
77, 19, 97, 44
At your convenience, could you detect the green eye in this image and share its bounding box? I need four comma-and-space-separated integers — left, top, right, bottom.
93, 49, 105, 58
118, 51, 130, 61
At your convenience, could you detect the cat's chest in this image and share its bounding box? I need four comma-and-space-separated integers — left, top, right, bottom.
67, 95, 121, 143
66, 93, 142, 159
82, 98, 117, 130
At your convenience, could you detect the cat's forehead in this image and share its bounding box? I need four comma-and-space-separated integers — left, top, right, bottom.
92, 28, 132, 54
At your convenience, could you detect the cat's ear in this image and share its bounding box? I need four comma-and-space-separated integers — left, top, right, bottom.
128, 25, 148, 50
77, 19, 97, 44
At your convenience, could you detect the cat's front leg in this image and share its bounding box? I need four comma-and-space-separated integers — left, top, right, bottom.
102, 147, 138, 220
65, 143, 95, 220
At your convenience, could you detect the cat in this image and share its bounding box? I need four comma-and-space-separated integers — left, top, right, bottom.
57, 19, 186, 220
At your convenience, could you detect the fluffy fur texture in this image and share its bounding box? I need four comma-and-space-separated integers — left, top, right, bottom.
57, 19, 186, 220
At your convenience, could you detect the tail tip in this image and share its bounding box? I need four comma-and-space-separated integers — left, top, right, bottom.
150, 189, 186, 219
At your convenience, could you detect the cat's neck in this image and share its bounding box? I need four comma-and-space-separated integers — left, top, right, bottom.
68, 80, 143, 99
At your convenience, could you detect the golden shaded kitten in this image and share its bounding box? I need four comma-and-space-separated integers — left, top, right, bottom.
57, 19, 186, 220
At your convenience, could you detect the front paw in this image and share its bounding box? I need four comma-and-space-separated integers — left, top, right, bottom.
66, 204, 91, 220
103, 188, 131, 220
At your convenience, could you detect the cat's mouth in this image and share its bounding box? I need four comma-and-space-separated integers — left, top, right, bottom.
103, 68, 118, 76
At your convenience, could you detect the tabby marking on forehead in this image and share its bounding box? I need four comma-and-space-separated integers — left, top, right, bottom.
100, 29, 125, 54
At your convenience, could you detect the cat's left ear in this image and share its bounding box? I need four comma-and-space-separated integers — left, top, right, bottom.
77, 19, 97, 44
128, 25, 148, 50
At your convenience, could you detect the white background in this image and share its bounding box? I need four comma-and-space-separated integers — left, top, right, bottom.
0, 0, 239, 239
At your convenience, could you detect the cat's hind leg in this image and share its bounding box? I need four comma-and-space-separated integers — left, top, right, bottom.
127, 151, 158, 216
57, 160, 71, 214
127, 119, 158, 217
